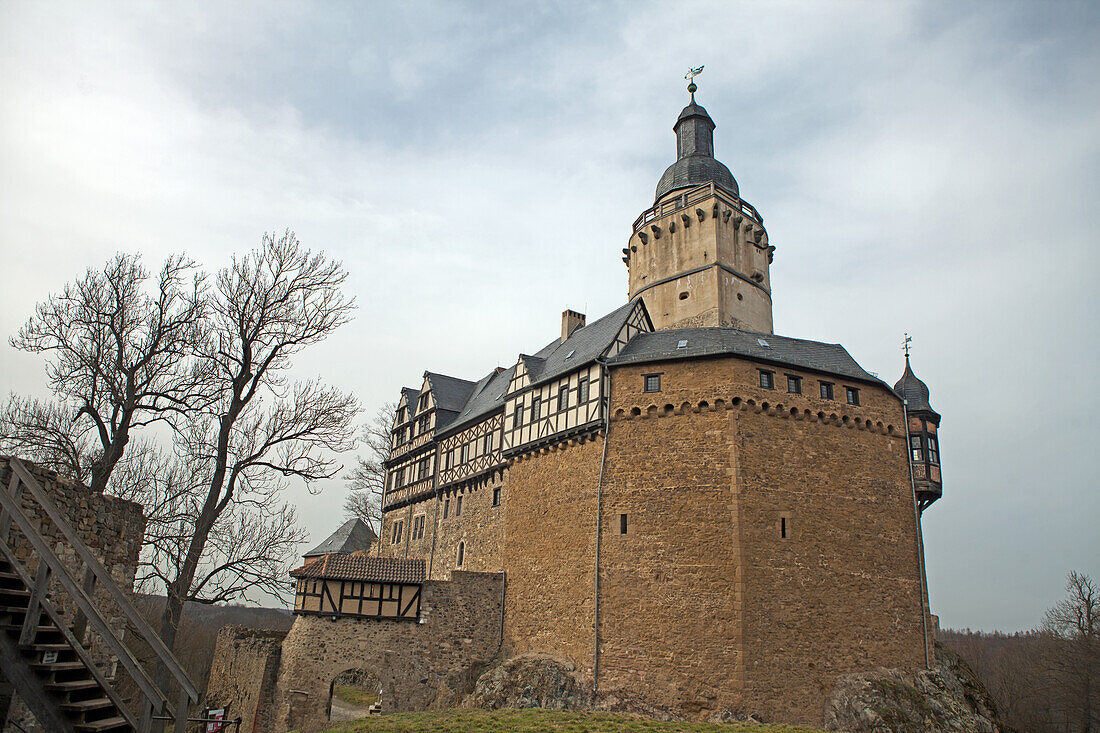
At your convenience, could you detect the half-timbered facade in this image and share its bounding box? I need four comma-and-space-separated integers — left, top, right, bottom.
290, 555, 424, 621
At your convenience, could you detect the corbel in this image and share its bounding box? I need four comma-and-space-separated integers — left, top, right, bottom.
650, 225, 662, 239
681, 213, 692, 228
696, 208, 706, 222
638, 231, 648, 245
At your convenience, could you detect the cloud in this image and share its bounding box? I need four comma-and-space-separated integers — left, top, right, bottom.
0, 0, 1096, 625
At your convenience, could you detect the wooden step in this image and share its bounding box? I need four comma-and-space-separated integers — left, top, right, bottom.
32, 660, 86, 672
44, 678, 99, 693
0, 587, 31, 599
74, 716, 129, 732
61, 696, 115, 712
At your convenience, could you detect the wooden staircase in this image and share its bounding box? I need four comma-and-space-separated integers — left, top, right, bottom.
0, 457, 199, 733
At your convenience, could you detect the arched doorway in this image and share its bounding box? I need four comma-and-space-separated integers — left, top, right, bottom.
327, 668, 382, 722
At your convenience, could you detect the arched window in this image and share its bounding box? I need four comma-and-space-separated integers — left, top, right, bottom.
457, 542, 465, 567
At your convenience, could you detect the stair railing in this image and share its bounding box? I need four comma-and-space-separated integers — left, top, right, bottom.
0, 457, 199, 733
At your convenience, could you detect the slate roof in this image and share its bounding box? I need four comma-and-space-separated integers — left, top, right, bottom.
438, 365, 515, 437
606, 326, 884, 386
290, 555, 426, 584
400, 387, 419, 412
893, 358, 938, 417
425, 372, 477, 413
303, 518, 377, 558
656, 156, 738, 202
424, 301, 639, 439
524, 300, 639, 386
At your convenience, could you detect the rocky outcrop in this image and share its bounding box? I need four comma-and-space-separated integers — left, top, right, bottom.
824, 644, 1003, 733
465, 655, 593, 711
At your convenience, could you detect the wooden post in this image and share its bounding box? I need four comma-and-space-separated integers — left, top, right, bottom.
19, 560, 51, 647
139, 699, 154, 733
174, 685, 189, 733
71, 565, 97, 642
0, 472, 22, 544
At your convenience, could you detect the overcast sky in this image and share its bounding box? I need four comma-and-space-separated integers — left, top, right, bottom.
1, 1, 1097, 632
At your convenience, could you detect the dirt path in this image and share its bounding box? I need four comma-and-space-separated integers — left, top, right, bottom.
329, 696, 374, 722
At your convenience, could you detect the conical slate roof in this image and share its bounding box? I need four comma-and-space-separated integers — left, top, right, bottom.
303, 518, 377, 558
893, 357, 938, 417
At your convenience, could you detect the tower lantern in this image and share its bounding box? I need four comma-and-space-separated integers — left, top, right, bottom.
626, 75, 774, 333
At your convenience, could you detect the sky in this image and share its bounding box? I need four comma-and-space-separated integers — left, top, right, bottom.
1, 1, 1097, 632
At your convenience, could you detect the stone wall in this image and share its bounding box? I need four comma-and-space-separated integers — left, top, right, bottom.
0, 456, 146, 733
205, 626, 286, 733
603, 356, 929, 724
269, 570, 502, 733
500, 437, 603, 679
431, 473, 505, 579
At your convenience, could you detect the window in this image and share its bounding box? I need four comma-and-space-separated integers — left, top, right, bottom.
780, 516, 790, 539
460, 443, 469, 464
759, 370, 775, 390
786, 375, 802, 394
620, 513, 628, 535
418, 393, 428, 411
578, 377, 589, 403
845, 386, 860, 406
391, 520, 403, 544
910, 436, 923, 461
412, 515, 425, 540
396, 406, 406, 423
417, 415, 430, 435
514, 401, 525, 427
531, 396, 541, 421
558, 384, 568, 411
417, 458, 430, 481
644, 374, 661, 393
820, 381, 834, 400
483, 433, 492, 454
676, 339, 688, 349
443, 498, 450, 519
493, 487, 501, 507
456, 494, 463, 517
927, 435, 939, 464
457, 542, 464, 567
394, 467, 405, 487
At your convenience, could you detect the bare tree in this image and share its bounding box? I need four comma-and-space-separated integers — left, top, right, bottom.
1041, 571, 1099, 733
8, 253, 205, 493
154, 231, 358, 687
0, 394, 93, 482
343, 402, 395, 533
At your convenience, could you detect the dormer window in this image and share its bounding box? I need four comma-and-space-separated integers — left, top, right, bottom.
417, 415, 430, 435
396, 406, 406, 423
418, 393, 429, 411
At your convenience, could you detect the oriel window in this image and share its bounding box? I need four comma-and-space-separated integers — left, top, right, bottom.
927, 435, 939, 464
910, 436, 923, 461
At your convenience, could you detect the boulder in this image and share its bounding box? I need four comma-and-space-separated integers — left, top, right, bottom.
824, 644, 1004, 733
465, 654, 592, 711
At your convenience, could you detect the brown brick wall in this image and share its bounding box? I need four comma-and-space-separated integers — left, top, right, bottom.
431, 474, 505, 579
500, 437, 603, 679
605, 356, 929, 724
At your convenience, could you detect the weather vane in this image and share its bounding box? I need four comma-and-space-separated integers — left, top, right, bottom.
903, 333, 912, 360
685, 66, 704, 97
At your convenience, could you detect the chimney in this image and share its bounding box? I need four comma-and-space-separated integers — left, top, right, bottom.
561, 309, 586, 343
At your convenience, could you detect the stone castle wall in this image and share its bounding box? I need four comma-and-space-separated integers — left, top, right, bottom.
268, 570, 502, 733
604, 357, 928, 724
500, 437, 603, 678
204, 626, 286, 733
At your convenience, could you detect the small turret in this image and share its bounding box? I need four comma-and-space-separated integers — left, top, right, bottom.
894, 352, 942, 512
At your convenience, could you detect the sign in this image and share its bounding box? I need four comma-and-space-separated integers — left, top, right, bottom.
41, 651, 58, 664
205, 707, 226, 733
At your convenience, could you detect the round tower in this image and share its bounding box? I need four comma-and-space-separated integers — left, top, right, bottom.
895, 354, 942, 512
624, 79, 774, 333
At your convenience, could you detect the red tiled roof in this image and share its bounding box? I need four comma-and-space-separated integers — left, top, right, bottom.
290, 554, 426, 584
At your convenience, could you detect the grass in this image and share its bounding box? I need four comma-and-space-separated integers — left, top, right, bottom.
333, 685, 381, 707
321, 708, 828, 733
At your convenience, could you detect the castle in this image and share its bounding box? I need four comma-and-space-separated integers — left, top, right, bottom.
216, 81, 945, 731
